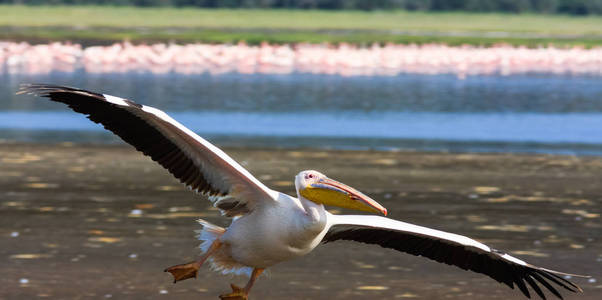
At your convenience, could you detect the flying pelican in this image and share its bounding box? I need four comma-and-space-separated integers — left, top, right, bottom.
19, 84, 587, 300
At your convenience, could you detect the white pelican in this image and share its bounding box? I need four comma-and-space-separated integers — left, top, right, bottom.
19, 84, 587, 300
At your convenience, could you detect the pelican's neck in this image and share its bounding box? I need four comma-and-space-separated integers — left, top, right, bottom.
297, 191, 326, 224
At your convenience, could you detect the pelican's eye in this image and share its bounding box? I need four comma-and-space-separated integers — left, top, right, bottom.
308, 174, 314, 179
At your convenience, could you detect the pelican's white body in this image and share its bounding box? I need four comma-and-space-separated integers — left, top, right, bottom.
222, 192, 329, 269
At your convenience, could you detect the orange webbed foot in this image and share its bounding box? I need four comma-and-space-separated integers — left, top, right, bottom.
164, 261, 200, 283
218, 283, 248, 300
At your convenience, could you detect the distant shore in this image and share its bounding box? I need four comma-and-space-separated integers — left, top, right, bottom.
2, 5, 602, 47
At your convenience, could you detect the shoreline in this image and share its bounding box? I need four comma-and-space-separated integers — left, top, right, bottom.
3, 131, 602, 157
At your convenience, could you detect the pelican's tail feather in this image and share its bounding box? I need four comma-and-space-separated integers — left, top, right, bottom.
196, 219, 226, 253
196, 219, 252, 277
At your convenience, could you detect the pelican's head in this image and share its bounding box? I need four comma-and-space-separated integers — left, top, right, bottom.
295, 170, 387, 216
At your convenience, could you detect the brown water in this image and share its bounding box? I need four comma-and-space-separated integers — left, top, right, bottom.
1, 143, 600, 299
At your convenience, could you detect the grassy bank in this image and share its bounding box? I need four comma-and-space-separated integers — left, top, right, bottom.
2, 5, 602, 47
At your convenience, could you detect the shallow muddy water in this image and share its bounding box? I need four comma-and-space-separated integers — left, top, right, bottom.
1, 143, 600, 299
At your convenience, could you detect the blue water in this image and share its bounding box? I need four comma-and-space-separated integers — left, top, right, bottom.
2, 71, 602, 155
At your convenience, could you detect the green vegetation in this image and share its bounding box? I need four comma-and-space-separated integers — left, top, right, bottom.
3, 0, 602, 15
2, 5, 602, 47
4, 5, 602, 33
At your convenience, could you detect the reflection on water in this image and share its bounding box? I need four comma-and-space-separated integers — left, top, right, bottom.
2, 71, 602, 155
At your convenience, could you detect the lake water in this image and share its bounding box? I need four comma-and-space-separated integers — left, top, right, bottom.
1, 71, 602, 155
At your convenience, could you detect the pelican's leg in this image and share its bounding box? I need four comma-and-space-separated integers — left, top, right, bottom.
219, 268, 264, 300
164, 239, 222, 283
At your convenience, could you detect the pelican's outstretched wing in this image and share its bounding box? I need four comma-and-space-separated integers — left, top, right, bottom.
324, 214, 585, 299
19, 84, 276, 217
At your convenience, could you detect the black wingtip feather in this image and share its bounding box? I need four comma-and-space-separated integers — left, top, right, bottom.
524, 275, 546, 300
18, 83, 105, 99
532, 273, 563, 299
541, 272, 578, 294
323, 225, 585, 300
18, 83, 229, 199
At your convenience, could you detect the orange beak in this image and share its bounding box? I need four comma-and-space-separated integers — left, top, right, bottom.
300, 177, 387, 216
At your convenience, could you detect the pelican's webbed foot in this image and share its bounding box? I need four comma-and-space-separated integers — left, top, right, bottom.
219, 284, 248, 300
164, 261, 200, 283
164, 239, 223, 283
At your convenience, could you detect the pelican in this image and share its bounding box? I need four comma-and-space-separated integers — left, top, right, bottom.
19, 84, 587, 300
